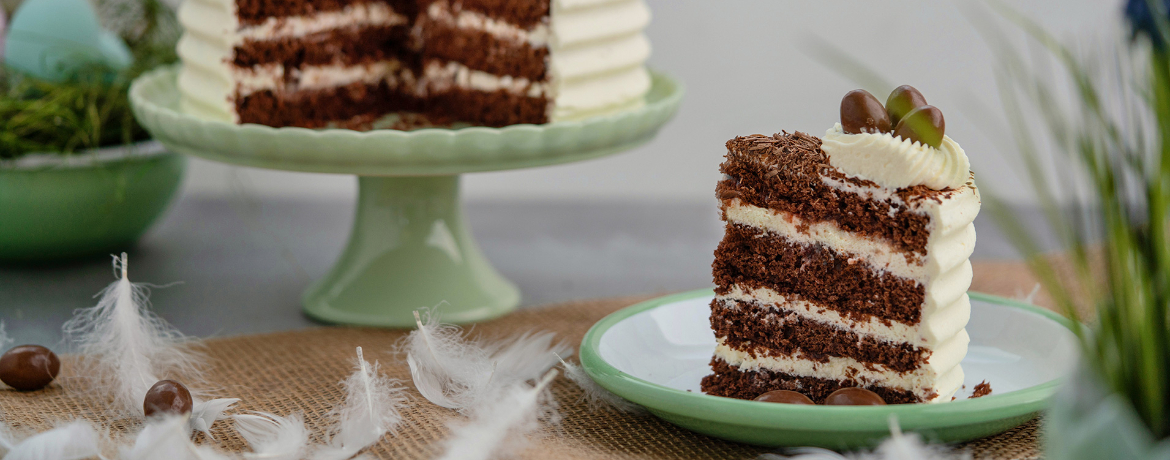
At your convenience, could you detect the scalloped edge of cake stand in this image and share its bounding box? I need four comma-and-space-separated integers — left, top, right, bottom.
129, 65, 684, 176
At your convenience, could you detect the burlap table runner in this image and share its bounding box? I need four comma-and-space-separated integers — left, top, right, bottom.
0, 261, 1048, 459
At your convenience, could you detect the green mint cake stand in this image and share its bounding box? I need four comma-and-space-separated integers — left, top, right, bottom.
128, 65, 683, 328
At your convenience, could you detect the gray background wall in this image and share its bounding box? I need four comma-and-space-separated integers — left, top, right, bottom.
181, 0, 1119, 206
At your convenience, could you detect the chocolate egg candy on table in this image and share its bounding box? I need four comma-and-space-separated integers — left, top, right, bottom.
840, 89, 892, 134
824, 387, 887, 406
893, 105, 946, 149
0, 345, 61, 391
885, 85, 928, 126
144, 379, 193, 417
753, 390, 815, 405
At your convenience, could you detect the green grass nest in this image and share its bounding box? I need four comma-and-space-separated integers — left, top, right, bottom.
0, 0, 177, 160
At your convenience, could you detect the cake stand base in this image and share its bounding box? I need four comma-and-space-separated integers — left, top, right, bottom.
302, 175, 519, 327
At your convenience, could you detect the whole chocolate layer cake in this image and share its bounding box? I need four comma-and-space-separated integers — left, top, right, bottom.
702, 87, 980, 404
177, 0, 652, 128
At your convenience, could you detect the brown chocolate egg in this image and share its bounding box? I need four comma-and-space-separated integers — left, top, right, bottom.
885, 85, 928, 126
0, 345, 60, 391
754, 390, 815, 405
892, 105, 945, 148
144, 380, 193, 417
840, 89, 892, 134
825, 387, 887, 406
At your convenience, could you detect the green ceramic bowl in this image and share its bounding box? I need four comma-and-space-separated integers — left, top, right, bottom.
580, 289, 1078, 449
0, 142, 185, 262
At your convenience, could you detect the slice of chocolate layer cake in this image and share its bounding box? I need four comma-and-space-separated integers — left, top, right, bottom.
701, 86, 980, 404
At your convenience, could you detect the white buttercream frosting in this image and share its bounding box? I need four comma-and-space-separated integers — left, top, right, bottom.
821, 123, 971, 191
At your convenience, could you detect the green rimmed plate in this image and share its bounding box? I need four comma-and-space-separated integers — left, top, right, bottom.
579, 289, 1077, 449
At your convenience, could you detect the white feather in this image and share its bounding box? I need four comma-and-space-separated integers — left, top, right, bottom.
557, 355, 642, 413
436, 369, 559, 460
61, 254, 237, 435
0, 420, 103, 460
122, 416, 231, 460
0, 321, 13, 390
311, 347, 407, 460
61, 254, 203, 415
403, 310, 493, 411
862, 419, 970, 460
760, 417, 970, 460
233, 412, 310, 460
483, 331, 572, 389
191, 398, 240, 438
0, 321, 13, 351
403, 310, 568, 413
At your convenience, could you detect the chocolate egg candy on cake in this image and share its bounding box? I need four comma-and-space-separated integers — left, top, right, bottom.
892, 105, 945, 148
885, 85, 928, 126
754, 390, 814, 405
840, 89, 892, 134
0, 345, 60, 391
825, 387, 886, 406
144, 379, 193, 417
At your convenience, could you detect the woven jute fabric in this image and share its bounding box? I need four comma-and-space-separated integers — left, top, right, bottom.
0, 261, 1046, 459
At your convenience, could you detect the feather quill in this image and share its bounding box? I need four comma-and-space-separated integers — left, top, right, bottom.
758, 417, 969, 460
122, 416, 231, 460
403, 310, 569, 412
0, 420, 103, 460
62, 254, 237, 434
233, 412, 311, 460
191, 398, 241, 438
311, 347, 407, 460
557, 355, 642, 413
436, 369, 559, 460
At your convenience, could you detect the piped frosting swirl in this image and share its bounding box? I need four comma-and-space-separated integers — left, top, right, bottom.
821, 123, 970, 190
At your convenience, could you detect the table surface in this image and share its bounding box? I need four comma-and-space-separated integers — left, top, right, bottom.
0, 192, 1041, 350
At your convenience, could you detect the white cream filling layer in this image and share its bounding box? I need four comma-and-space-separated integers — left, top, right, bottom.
238, 3, 408, 40
422, 60, 547, 97
232, 60, 407, 97
722, 201, 976, 284
819, 175, 982, 236
714, 338, 966, 403
717, 285, 970, 348
426, 1, 550, 46
822, 122, 972, 191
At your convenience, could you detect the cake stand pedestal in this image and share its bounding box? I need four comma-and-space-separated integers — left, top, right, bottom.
129, 66, 683, 327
